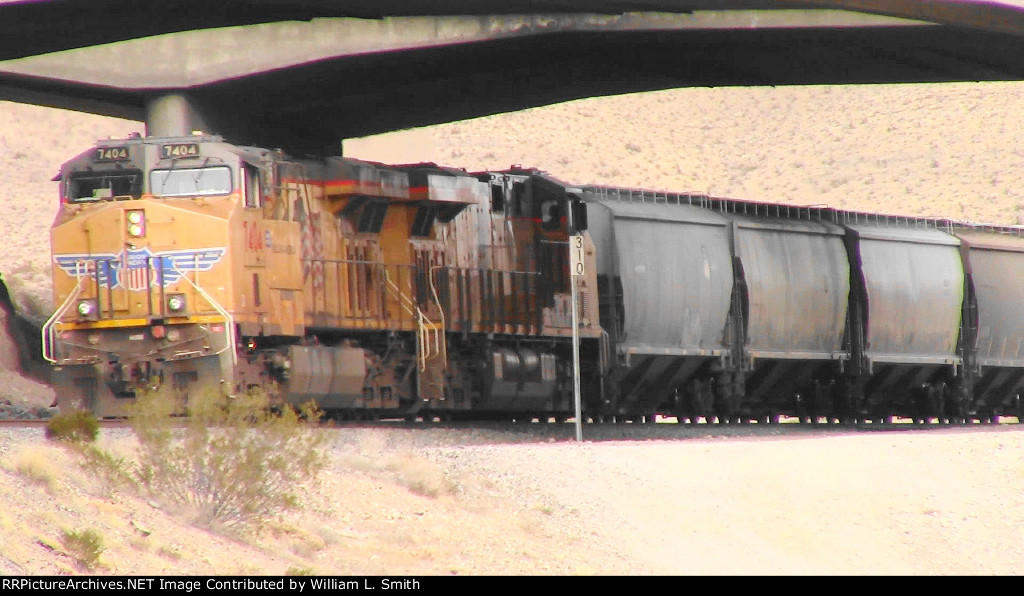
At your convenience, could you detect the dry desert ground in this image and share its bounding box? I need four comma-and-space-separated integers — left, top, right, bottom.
1, 83, 1023, 575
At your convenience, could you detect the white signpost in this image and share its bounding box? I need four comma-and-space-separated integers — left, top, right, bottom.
569, 234, 584, 442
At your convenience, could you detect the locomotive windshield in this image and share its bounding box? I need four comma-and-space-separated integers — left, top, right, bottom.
68, 170, 143, 202
150, 166, 232, 197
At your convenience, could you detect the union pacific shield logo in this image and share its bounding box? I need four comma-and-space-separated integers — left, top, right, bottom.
55, 247, 226, 291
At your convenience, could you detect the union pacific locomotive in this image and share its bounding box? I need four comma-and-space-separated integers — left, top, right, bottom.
45, 133, 1024, 423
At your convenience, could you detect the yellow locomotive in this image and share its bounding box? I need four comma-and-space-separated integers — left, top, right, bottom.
45, 134, 601, 418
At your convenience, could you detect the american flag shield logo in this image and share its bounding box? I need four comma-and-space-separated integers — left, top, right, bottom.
124, 248, 154, 291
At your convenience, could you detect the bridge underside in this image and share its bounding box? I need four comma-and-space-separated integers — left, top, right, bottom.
2, 11, 1023, 152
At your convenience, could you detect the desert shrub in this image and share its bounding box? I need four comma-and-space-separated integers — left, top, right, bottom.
81, 445, 136, 491
385, 452, 458, 498
14, 449, 57, 490
61, 528, 104, 569
45, 409, 99, 444
126, 387, 328, 530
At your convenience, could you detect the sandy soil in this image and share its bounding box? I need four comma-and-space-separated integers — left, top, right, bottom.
1, 424, 1022, 576
1, 83, 1024, 575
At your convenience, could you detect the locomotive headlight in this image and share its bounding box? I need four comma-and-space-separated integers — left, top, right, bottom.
166, 294, 186, 313
76, 299, 98, 319
166, 328, 181, 342
125, 210, 146, 237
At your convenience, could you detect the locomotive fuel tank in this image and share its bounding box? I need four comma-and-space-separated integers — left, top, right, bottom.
479, 347, 559, 412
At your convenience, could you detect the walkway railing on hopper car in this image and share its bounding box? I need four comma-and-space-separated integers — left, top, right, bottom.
586, 183, 1024, 233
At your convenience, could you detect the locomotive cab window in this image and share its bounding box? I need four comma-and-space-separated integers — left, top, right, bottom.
150, 166, 232, 197
510, 181, 530, 217
68, 170, 143, 202
539, 199, 564, 231
489, 182, 505, 213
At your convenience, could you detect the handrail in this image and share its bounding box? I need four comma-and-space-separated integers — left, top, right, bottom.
170, 262, 237, 366
427, 265, 448, 368
41, 261, 90, 363
383, 269, 441, 373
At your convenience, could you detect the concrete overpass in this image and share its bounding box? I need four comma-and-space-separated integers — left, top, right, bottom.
2, 1, 1024, 153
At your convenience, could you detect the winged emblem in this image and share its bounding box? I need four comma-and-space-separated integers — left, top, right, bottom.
55, 247, 226, 291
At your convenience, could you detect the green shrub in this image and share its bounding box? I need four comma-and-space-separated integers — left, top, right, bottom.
127, 387, 328, 530
61, 528, 104, 569
45, 410, 99, 444
82, 446, 136, 491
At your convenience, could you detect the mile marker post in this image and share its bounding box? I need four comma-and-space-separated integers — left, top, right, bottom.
569, 234, 585, 442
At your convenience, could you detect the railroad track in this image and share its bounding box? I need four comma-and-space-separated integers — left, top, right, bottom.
2, 415, 1018, 443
